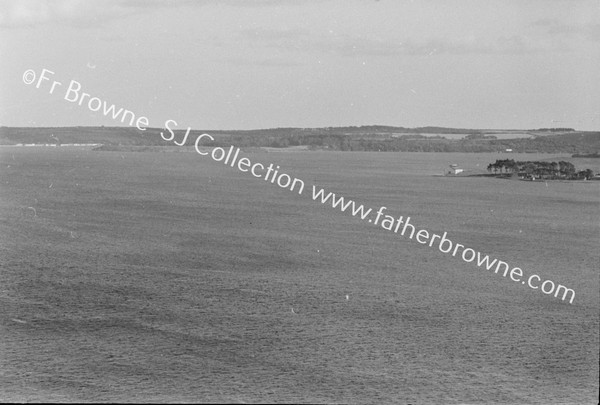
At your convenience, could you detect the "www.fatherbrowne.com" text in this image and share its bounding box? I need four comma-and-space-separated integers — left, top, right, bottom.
311, 187, 575, 303
22, 68, 576, 304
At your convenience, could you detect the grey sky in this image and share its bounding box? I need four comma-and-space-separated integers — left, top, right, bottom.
1, 0, 599, 130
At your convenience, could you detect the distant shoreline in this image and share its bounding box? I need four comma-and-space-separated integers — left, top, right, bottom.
1, 126, 598, 154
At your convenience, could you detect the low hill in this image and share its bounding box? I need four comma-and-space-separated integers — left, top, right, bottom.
1, 126, 598, 153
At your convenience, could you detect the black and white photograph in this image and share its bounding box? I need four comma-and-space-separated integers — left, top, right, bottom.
1, 0, 599, 403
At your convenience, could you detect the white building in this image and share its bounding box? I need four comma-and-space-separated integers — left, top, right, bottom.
448, 164, 464, 175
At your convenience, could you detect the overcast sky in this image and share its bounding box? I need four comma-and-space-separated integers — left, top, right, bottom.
1, 0, 599, 130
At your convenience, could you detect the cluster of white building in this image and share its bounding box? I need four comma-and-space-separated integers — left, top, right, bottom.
10, 143, 102, 147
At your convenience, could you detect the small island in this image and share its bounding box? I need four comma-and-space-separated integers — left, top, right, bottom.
486, 159, 595, 180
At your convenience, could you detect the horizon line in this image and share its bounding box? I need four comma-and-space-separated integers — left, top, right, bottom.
1, 125, 594, 132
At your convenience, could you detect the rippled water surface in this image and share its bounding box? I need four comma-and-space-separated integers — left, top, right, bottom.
1, 148, 598, 403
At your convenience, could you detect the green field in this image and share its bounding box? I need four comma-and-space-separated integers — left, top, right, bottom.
1, 147, 598, 403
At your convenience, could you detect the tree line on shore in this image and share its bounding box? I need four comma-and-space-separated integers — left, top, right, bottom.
232, 131, 598, 153
486, 159, 595, 180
